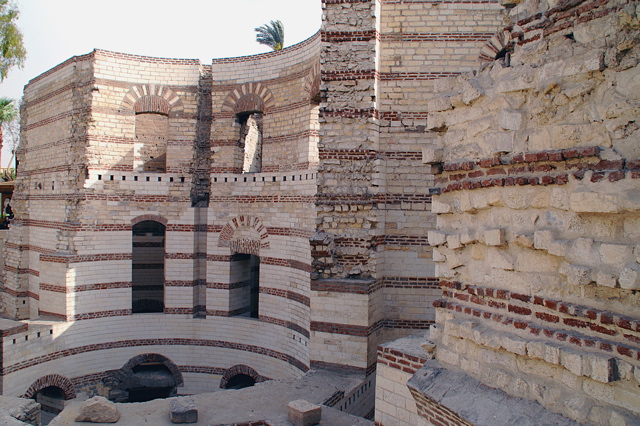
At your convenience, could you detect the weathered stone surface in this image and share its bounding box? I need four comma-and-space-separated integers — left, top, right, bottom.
75, 396, 120, 423
287, 399, 322, 426
170, 398, 198, 424
484, 229, 505, 246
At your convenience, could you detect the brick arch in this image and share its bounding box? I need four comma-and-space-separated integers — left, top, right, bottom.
222, 82, 275, 115
120, 353, 183, 387
23, 374, 76, 400
121, 84, 184, 115
131, 214, 168, 226
479, 30, 513, 63
135, 95, 171, 115
218, 215, 270, 254
304, 62, 321, 102
219, 364, 267, 389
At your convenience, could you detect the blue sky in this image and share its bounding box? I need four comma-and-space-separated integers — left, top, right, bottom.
0, 0, 322, 165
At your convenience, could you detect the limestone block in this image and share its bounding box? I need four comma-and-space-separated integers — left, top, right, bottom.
624, 217, 640, 241
500, 333, 527, 355
619, 265, 640, 290
482, 132, 514, 156
287, 400, 322, 426
471, 193, 490, 210
170, 399, 197, 424
600, 243, 633, 267
460, 231, 476, 245
436, 263, 456, 278
586, 354, 616, 383
428, 231, 447, 247
534, 230, 555, 251
427, 97, 452, 112
526, 340, 545, 360
499, 109, 524, 131
433, 247, 446, 263
502, 190, 528, 210
559, 263, 592, 286
573, 13, 619, 46
550, 188, 570, 210
427, 113, 446, 131
453, 192, 474, 213
434, 77, 457, 94
446, 251, 464, 269
447, 234, 462, 250
596, 271, 618, 288
75, 396, 120, 423
548, 240, 568, 258
615, 64, 640, 101
570, 191, 619, 213
623, 189, 640, 212
572, 238, 594, 264
563, 80, 598, 99
485, 229, 506, 246
431, 199, 451, 214
422, 147, 443, 164
561, 349, 586, 377
488, 248, 515, 270
514, 234, 534, 248
495, 68, 536, 93
471, 244, 487, 260
461, 79, 484, 105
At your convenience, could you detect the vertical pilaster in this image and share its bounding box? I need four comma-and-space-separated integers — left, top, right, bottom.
311, 0, 384, 372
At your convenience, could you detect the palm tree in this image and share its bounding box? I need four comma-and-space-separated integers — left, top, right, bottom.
255, 20, 285, 51
0, 97, 17, 167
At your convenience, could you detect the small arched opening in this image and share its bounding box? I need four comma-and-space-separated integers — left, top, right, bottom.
225, 374, 256, 389
219, 364, 265, 390
237, 110, 263, 173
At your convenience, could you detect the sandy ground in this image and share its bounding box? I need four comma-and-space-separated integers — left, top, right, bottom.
49, 369, 374, 425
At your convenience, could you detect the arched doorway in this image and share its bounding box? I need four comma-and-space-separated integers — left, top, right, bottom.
132, 220, 165, 313
229, 253, 260, 318
110, 353, 183, 403
23, 374, 76, 425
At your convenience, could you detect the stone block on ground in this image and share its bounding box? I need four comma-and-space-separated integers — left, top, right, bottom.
75, 396, 120, 423
170, 398, 198, 424
287, 399, 322, 426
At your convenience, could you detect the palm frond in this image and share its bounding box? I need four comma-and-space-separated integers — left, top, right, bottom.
254, 20, 285, 51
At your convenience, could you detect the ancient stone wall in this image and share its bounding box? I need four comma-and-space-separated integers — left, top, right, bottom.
312, 0, 505, 376
426, 0, 640, 422
1, 36, 322, 400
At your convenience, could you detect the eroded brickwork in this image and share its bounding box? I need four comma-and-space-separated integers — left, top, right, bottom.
425, 0, 640, 423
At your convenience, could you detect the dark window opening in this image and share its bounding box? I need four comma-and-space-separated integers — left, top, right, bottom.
124, 363, 176, 402
229, 253, 260, 318
225, 374, 256, 390
132, 220, 165, 313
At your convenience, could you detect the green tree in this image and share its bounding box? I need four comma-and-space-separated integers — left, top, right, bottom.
255, 20, 285, 51
0, 97, 17, 169
0, 0, 26, 81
